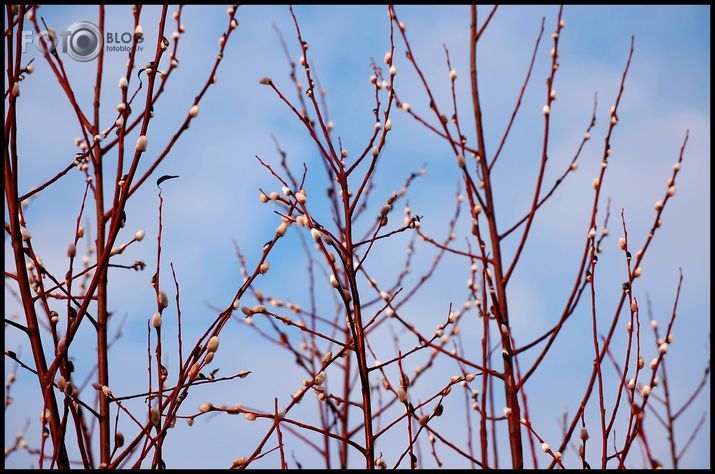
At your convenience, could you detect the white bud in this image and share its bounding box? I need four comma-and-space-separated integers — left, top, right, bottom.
152, 312, 162, 328
384, 51, 392, 64
295, 191, 307, 203
276, 222, 288, 237
389, 65, 397, 76
189, 104, 199, 118
627, 378, 635, 390
641, 385, 651, 397
199, 402, 212, 413
134, 229, 145, 241
658, 342, 668, 354
158, 291, 169, 309
314, 371, 326, 385
119, 76, 128, 89
449, 69, 457, 80
541, 443, 550, 453
207, 335, 220, 353
136, 135, 148, 151
543, 104, 551, 115
310, 228, 321, 242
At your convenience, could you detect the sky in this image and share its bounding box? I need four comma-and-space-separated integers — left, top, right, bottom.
4, 4, 710, 469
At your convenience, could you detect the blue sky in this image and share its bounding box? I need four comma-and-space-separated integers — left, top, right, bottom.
4, 5, 710, 468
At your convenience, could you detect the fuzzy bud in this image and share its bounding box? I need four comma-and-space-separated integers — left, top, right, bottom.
207, 335, 220, 353
158, 291, 169, 309
135, 135, 148, 151
276, 222, 288, 237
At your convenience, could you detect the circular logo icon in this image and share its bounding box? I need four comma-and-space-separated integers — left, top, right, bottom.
65, 21, 102, 62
